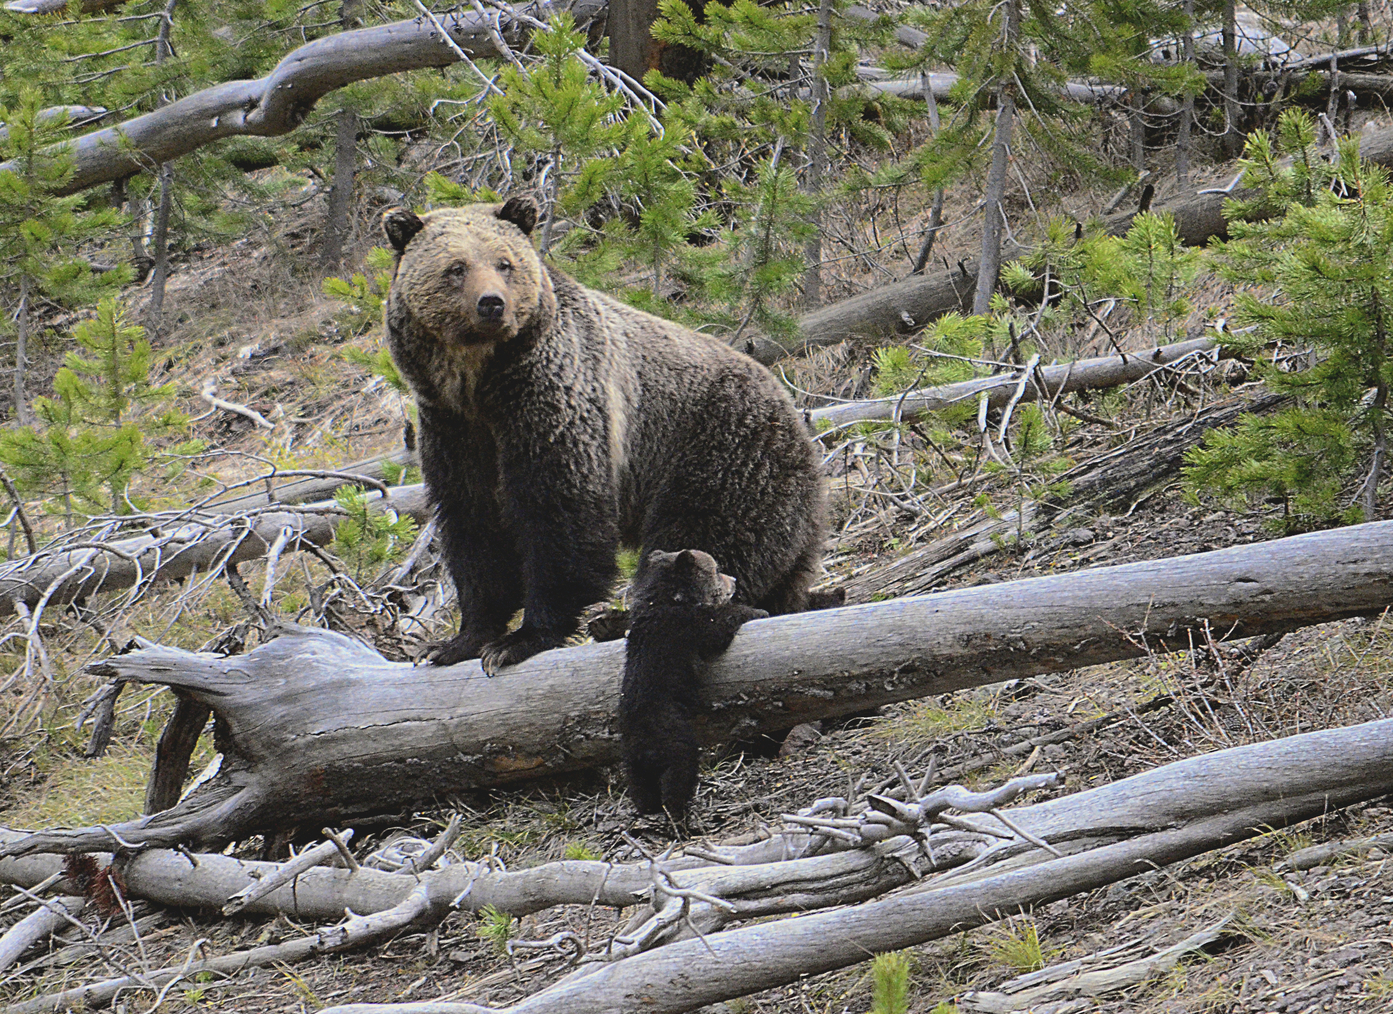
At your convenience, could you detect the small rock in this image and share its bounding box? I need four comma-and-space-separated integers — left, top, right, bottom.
1063, 528, 1095, 545
778, 722, 822, 757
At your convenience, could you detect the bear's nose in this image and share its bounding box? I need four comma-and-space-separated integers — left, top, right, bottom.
477, 294, 505, 321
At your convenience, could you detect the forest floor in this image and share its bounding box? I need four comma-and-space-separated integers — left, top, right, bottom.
4, 111, 1393, 1014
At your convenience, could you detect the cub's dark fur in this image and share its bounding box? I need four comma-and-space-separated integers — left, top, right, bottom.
382, 198, 826, 674
620, 549, 766, 815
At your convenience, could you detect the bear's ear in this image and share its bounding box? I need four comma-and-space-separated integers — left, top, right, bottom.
497, 196, 538, 236
674, 550, 699, 572
383, 207, 425, 252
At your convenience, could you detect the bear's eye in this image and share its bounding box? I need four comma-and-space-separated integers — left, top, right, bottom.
446, 262, 468, 278
496, 259, 512, 274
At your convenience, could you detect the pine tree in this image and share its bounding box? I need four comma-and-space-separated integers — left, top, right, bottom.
0, 298, 191, 524
882, 0, 1199, 312
0, 89, 129, 425
1185, 110, 1393, 529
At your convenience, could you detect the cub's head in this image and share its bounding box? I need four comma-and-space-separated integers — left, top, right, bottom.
633, 550, 737, 610
382, 197, 552, 347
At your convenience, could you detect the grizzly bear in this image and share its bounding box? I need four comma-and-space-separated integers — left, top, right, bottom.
381, 197, 826, 674
620, 549, 766, 815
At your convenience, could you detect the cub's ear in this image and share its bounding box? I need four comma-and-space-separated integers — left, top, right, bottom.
675, 549, 699, 571
497, 196, 538, 236
383, 207, 425, 252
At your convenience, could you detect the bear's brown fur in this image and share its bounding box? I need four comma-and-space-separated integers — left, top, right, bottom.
382, 197, 826, 674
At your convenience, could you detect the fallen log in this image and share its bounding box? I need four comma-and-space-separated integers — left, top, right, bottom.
205, 448, 418, 514
846, 391, 1287, 599
806, 335, 1222, 428
1, 519, 1388, 858
0, 484, 432, 619
5, 716, 1392, 1014
364, 716, 1393, 1014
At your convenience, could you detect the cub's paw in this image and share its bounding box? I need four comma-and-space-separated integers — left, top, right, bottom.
426, 633, 483, 667
587, 609, 630, 643
479, 629, 557, 675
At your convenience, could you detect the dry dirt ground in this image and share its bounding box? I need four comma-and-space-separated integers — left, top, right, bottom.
4, 146, 1393, 1014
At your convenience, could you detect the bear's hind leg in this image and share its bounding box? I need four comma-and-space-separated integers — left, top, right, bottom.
752, 544, 821, 616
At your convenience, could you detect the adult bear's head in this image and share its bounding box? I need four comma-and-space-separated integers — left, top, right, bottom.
382, 197, 553, 348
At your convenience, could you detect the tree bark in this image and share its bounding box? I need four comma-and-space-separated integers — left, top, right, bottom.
974, 0, 1019, 317
320, 0, 362, 268
144, 0, 179, 335
1177, 0, 1194, 186
800, 0, 834, 308
2, 518, 1389, 858
1221, 0, 1243, 158
607, 0, 661, 82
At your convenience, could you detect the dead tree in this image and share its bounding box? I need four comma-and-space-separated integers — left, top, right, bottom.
1, 518, 1389, 859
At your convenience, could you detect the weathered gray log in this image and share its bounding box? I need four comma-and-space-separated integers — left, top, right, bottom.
846, 392, 1288, 600
0, 2, 601, 197
1, 519, 1389, 858
0, 484, 432, 619
807, 336, 1221, 428
5, 715, 1392, 1014
205, 448, 418, 514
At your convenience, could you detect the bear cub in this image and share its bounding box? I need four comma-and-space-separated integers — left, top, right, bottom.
620, 549, 766, 816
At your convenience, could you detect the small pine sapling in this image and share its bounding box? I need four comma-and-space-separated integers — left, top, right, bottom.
870, 949, 913, 1014
1186, 110, 1393, 529
0, 298, 193, 525
329, 485, 418, 582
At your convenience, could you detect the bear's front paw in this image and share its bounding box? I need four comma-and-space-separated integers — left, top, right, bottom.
479, 629, 558, 675
426, 633, 484, 667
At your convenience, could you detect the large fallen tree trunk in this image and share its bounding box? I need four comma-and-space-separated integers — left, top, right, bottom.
5, 717, 1392, 1013
0, 484, 431, 619
1, 519, 1388, 858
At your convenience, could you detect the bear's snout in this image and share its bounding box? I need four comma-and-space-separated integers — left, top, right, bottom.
477, 293, 506, 322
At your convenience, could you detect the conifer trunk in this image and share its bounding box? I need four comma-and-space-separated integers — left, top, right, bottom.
1177, 0, 1194, 186
145, 0, 179, 335
12, 275, 33, 427
801, 0, 833, 308
1221, 0, 1243, 159
321, 0, 361, 268
609, 0, 661, 82
911, 78, 945, 274
974, 0, 1018, 316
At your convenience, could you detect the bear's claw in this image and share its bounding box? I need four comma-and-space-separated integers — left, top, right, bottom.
479, 629, 557, 675
425, 633, 483, 667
